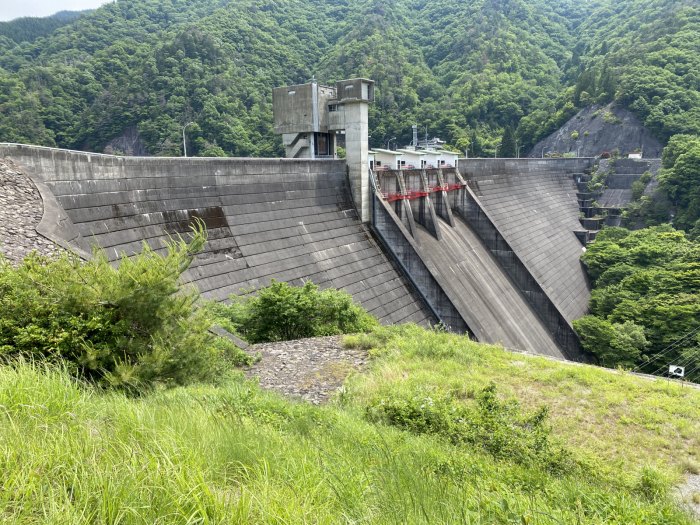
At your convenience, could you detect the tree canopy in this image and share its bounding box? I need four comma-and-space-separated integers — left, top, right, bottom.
575, 226, 700, 381
0, 0, 697, 156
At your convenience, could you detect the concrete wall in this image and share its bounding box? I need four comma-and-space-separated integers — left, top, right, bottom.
0, 144, 434, 326
457, 158, 592, 326
460, 158, 594, 177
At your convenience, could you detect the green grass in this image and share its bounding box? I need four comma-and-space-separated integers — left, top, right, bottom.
1, 325, 699, 523
343, 326, 700, 478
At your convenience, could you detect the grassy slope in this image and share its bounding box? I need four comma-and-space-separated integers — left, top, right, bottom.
1, 326, 698, 523
345, 327, 700, 476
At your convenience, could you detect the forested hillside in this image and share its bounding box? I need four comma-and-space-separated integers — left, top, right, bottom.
0, 0, 697, 157
0, 11, 86, 45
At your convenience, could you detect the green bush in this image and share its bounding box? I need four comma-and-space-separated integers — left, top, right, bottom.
573, 316, 648, 368
365, 383, 573, 473
631, 179, 646, 201
0, 224, 248, 392
218, 280, 379, 343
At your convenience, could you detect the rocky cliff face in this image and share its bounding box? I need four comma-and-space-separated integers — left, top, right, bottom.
529, 103, 663, 158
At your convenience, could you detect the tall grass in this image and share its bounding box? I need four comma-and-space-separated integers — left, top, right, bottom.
0, 329, 697, 523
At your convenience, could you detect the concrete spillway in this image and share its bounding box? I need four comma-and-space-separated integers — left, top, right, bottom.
413, 216, 563, 357
459, 159, 592, 324
0, 144, 433, 326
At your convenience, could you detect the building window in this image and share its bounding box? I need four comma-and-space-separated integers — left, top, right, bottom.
400, 160, 406, 166
328, 104, 338, 112
376, 160, 382, 167
440, 160, 446, 165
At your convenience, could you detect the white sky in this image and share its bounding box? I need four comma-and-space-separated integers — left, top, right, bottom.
0, 0, 112, 22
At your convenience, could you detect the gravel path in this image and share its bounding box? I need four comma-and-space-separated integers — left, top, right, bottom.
244, 336, 368, 404
677, 474, 700, 520
0, 159, 62, 264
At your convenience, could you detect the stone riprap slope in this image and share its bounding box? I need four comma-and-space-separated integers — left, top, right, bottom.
529, 103, 663, 158
0, 158, 62, 264
245, 336, 367, 404
0, 145, 433, 326
459, 159, 592, 325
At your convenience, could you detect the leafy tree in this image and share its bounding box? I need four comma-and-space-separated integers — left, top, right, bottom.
574, 316, 647, 368
500, 125, 517, 157
659, 136, 700, 231
576, 226, 700, 379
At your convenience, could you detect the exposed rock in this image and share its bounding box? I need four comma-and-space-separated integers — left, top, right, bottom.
102, 125, 149, 156
529, 103, 663, 158
0, 159, 63, 264
244, 336, 368, 404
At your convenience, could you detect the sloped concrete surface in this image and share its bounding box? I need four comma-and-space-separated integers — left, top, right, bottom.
414, 216, 564, 357
460, 160, 591, 324
1, 144, 433, 326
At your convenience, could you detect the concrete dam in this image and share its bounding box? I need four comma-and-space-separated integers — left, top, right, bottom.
0, 143, 593, 361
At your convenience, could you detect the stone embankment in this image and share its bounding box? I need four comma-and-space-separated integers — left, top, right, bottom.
245, 335, 368, 404
0, 159, 62, 264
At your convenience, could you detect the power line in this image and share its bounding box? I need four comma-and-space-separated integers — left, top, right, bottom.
632, 325, 700, 373
650, 350, 700, 377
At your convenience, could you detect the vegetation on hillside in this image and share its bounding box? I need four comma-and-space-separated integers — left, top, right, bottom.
0, 326, 697, 523
574, 226, 700, 380
0, 11, 86, 45
659, 134, 700, 235
0, 224, 250, 392
573, 0, 700, 141
0, 0, 697, 156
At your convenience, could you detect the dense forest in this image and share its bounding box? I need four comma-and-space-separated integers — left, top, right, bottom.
574, 225, 700, 381
0, 11, 85, 45
0, 0, 698, 157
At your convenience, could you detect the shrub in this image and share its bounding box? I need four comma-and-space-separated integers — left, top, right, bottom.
219, 280, 378, 343
631, 179, 646, 201
0, 223, 246, 392
365, 384, 573, 473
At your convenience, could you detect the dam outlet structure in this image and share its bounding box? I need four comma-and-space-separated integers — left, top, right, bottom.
0, 79, 595, 362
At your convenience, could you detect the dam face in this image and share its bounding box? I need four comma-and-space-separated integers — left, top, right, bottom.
0, 144, 434, 327
1, 144, 593, 361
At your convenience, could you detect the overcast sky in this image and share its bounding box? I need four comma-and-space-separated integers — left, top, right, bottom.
0, 1, 112, 22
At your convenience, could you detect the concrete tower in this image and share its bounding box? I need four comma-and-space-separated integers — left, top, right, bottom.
273, 78, 375, 221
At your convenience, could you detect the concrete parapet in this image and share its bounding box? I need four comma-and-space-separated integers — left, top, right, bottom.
459, 158, 595, 178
